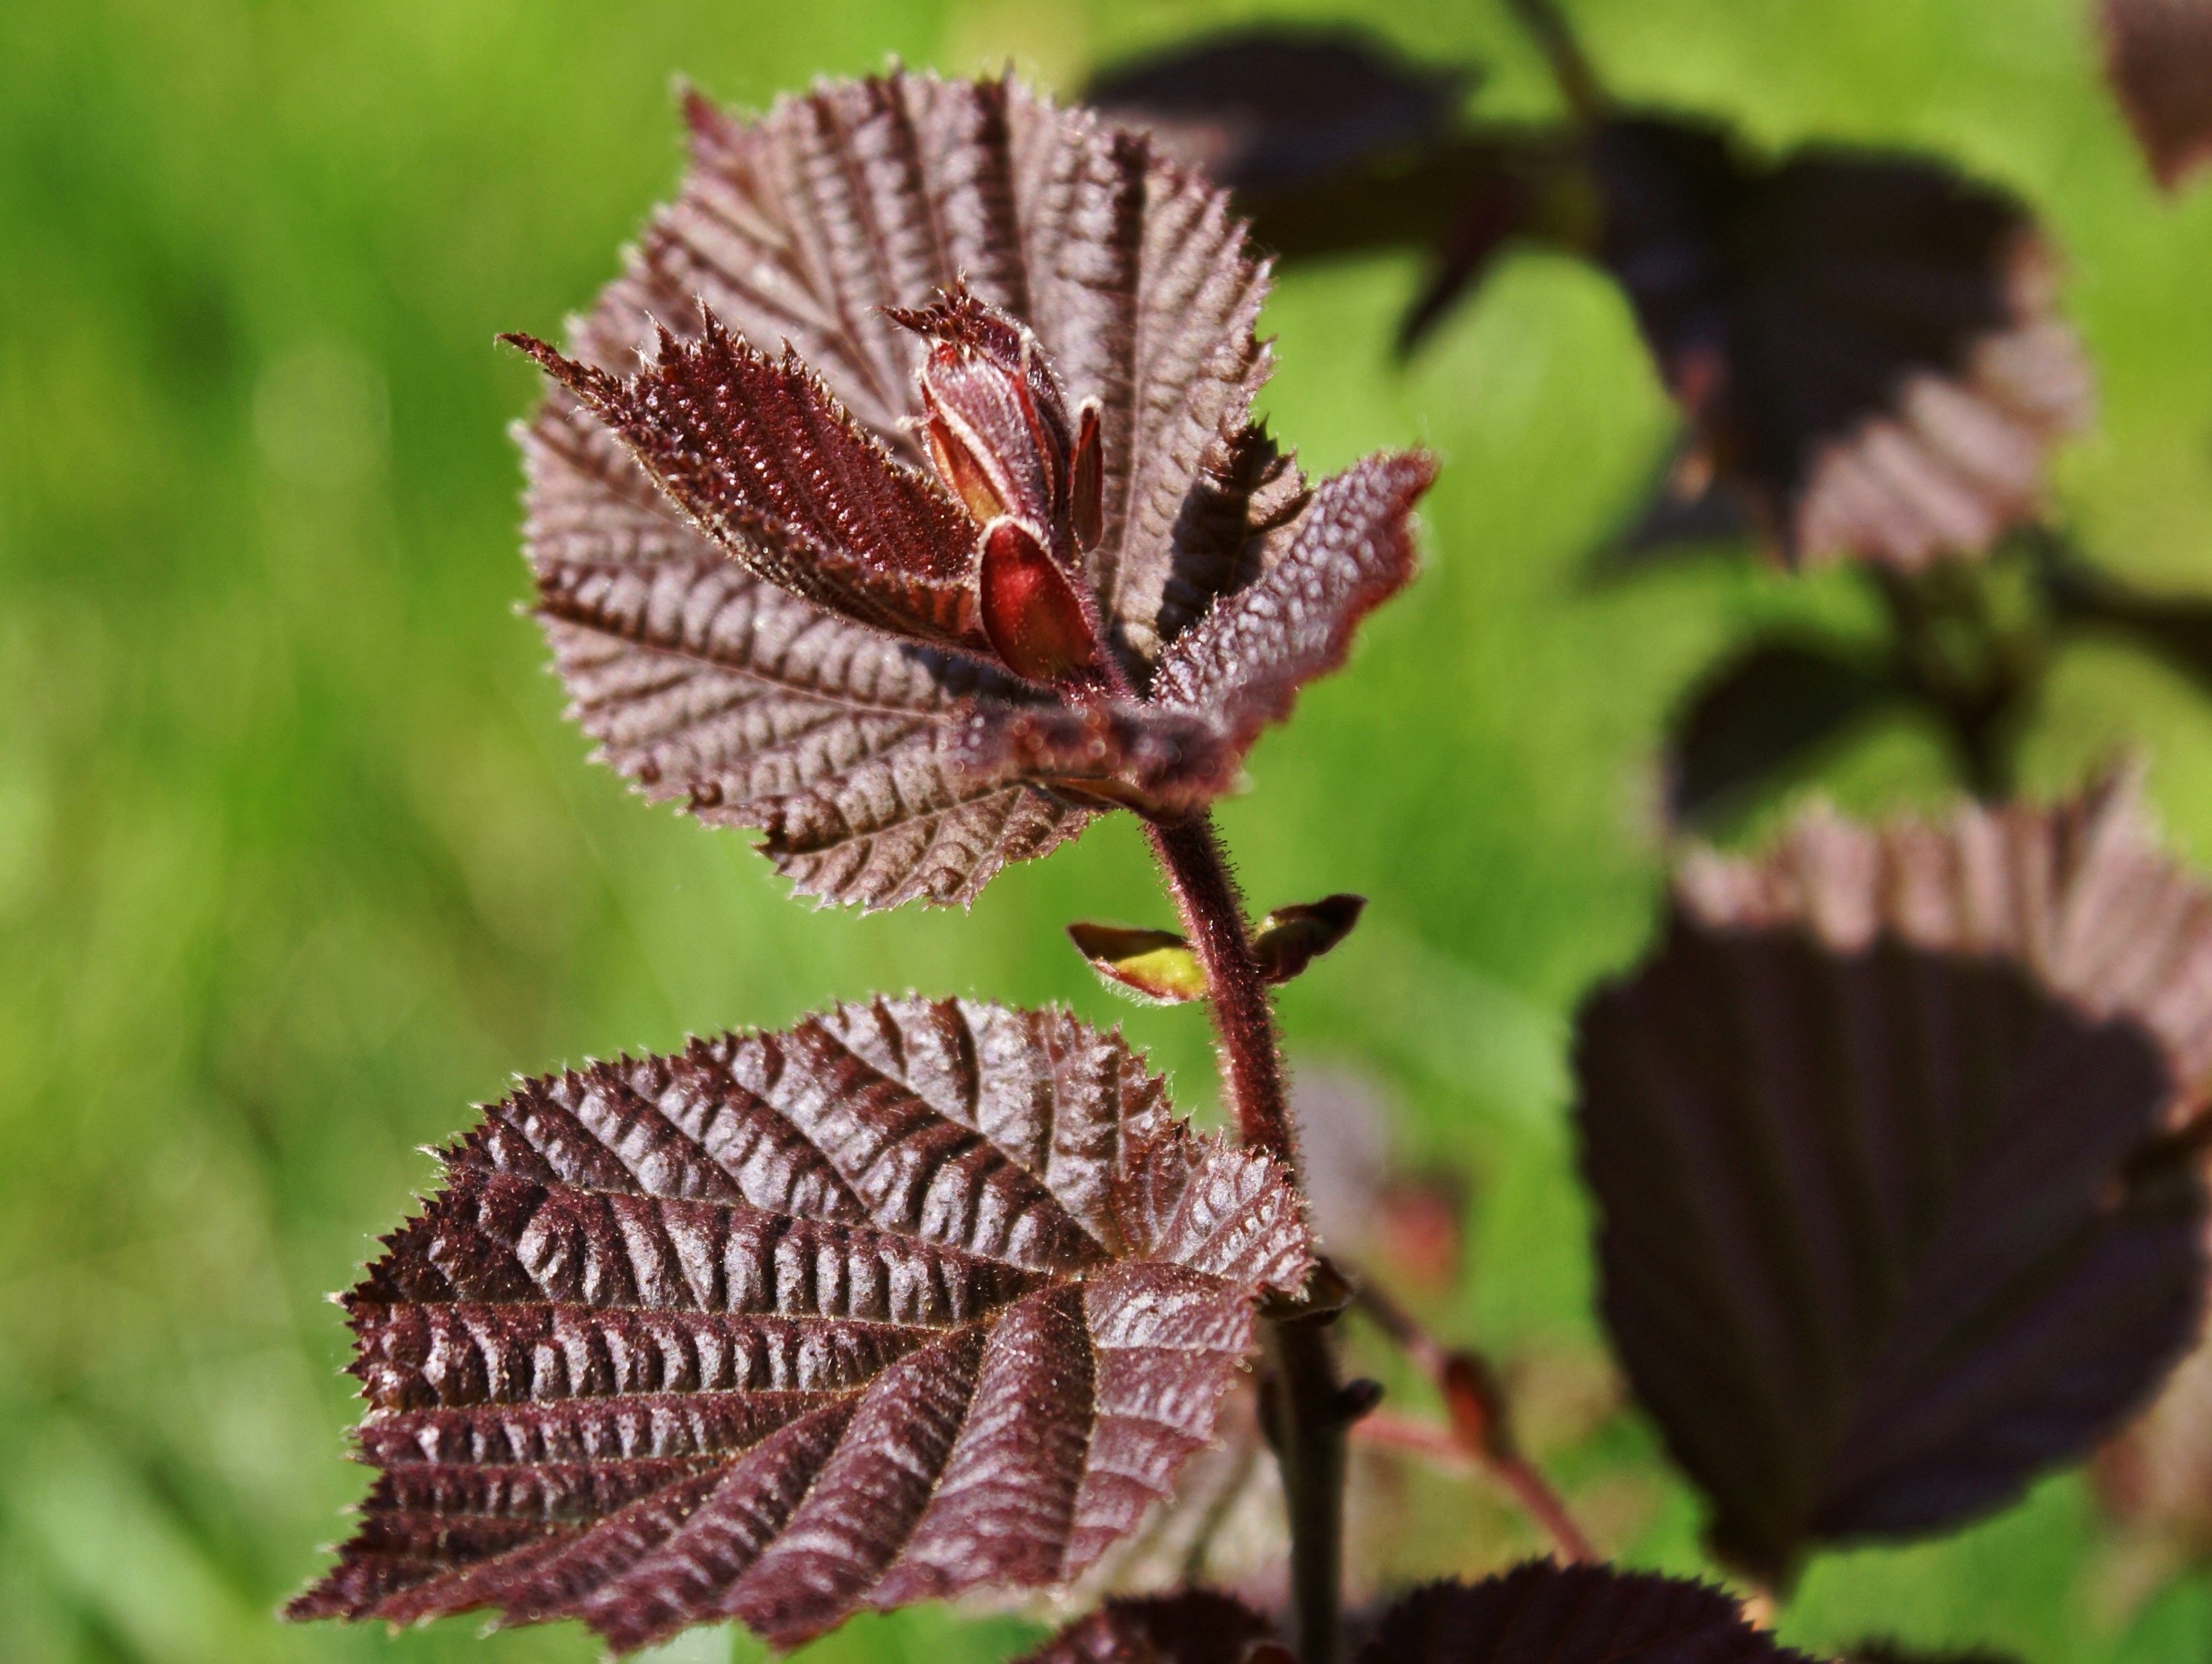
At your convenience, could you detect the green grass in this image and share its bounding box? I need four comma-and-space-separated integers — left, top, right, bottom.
5, 0, 2212, 1659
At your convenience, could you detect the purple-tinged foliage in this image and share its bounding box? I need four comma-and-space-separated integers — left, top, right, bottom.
1094, 28, 2090, 569
1017, 1590, 1278, 1664
1577, 787, 2212, 1580
289, 999, 1311, 1652
2101, 0, 2212, 192
512, 70, 1431, 909
1360, 1562, 1813, 1663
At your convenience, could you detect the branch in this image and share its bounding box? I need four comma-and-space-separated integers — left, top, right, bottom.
1347, 1271, 1597, 1565
1500, 0, 1608, 125
1146, 812, 1343, 1664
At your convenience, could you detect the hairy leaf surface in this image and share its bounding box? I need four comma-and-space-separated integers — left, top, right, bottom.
519, 70, 1429, 906
290, 999, 1312, 1652
1151, 453, 1434, 746
2100, 0, 2212, 192
1360, 1562, 1812, 1663
521, 402, 1089, 909
1579, 801, 2209, 1579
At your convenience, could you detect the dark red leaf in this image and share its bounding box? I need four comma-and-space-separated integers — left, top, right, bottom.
1250, 894, 1367, 984
1578, 793, 2211, 1581
1017, 1590, 1275, 1664
1594, 117, 2092, 570
288, 999, 1312, 1653
1845, 1646, 2023, 1664
1086, 28, 1477, 197
1666, 636, 1900, 829
2100, 0, 2212, 192
1672, 772, 2212, 1108
1150, 452, 1435, 747
507, 323, 989, 655
520, 398, 1088, 910
517, 71, 1432, 904
1359, 1562, 1812, 1663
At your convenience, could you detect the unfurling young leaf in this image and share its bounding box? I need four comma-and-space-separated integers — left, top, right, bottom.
1068, 923, 1212, 1004
1015, 1590, 1276, 1664
1251, 894, 1367, 984
514, 70, 1432, 910
1577, 782, 2212, 1582
1358, 1561, 1812, 1663
2099, 0, 2212, 193
1069, 894, 1364, 1003
287, 998, 1312, 1653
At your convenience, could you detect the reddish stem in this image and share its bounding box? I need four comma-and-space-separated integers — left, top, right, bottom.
1145, 815, 1296, 1165
1349, 1273, 1597, 1565
1145, 812, 1339, 1664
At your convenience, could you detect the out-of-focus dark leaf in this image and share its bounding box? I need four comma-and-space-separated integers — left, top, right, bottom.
517, 70, 1430, 909
2045, 558, 2212, 698
1251, 894, 1366, 984
1017, 1590, 1276, 1664
1358, 1561, 1812, 1662
1845, 1646, 2024, 1664
1591, 438, 1759, 576
1086, 27, 1542, 352
1674, 772, 2212, 1107
1580, 795, 2210, 1581
288, 998, 1312, 1653
1596, 116, 2093, 571
2100, 0, 2212, 192
1085, 27, 1475, 195
2097, 1309, 2212, 1557
1665, 636, 1899, 829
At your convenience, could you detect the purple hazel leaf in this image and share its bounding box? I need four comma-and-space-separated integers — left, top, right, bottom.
513, 70, 1434, 908
504, 323, 990, 656
1358, 1562, 1814, 1663
2100, 0, 2212, 193
1067, 895, 1363, 1004
952, 702, 1247, 819
1578, 783, 2212, 1581
1593, 117, 2093, 570
1015, 1590, 1277, 1664
1151, 452, 1435, 748
287, 997, 1314, 1653
1086, 27, 1478, 198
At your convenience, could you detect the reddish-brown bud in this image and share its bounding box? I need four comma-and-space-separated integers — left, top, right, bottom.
891, 289, 1102, 563
980, 517, 1101, 685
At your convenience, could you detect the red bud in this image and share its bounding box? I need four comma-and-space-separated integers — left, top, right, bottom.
980, 517, 1103, 685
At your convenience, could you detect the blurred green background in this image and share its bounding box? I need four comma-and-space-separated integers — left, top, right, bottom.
6, 0, 2212, 1659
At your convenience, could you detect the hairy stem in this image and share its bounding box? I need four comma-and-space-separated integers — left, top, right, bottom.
1348, 1273, 1596, 1564
1146, 812, 1342, 1664
1145, 815, 1295, 1163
